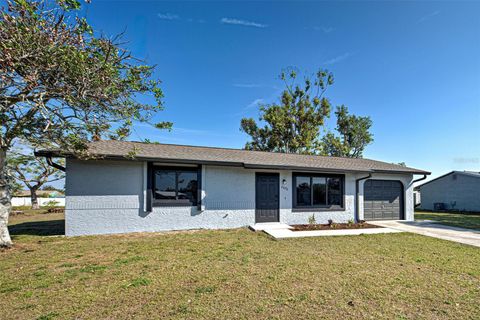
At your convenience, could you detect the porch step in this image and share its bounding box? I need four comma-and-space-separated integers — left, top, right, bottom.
249, 222, 292, 232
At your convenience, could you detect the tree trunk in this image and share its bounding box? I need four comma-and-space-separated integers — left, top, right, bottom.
0, 147, 13, 247
30, 187, 40, 210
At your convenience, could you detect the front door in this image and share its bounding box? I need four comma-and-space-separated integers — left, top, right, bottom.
255, 173, 279, 223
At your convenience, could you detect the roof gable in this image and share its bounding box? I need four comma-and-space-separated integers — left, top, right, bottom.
417, 171, 480, 189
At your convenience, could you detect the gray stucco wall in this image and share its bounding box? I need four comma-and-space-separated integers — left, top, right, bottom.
65, 159, 414, 236
419, 173, 480, 212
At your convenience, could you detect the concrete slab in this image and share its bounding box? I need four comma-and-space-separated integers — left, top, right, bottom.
263, 227, 403, 239
249, 222, 293, 232
369, 220, 480, 248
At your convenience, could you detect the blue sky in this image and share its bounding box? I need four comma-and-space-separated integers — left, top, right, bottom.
83, 1, 477, 182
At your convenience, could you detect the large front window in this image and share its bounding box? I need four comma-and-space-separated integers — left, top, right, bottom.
293, 173, 344, 210
153, 166, 199, 206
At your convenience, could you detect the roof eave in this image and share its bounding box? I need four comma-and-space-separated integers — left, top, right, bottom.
35, 150, 429, 175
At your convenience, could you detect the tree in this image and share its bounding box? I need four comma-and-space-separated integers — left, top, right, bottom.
240, 68, 333, 154
7, 149, 65, 209
41, 185, 61, 191
5, 172, 22, 196
0, 0, 171, 246
240, 68, 373, 157
321, 106, 373, 158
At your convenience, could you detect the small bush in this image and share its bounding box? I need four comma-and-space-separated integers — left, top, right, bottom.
327, 219, 333, 225
44, 200, 59, 208
308, 214, 316, 225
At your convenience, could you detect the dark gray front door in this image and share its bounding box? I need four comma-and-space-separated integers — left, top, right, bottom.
364, 179, 403, 220
256, 173, 279, 223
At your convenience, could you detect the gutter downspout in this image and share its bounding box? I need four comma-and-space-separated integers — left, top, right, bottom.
46, 156, 66, 172
411, 174, 428, 185
355, 173, 372, 222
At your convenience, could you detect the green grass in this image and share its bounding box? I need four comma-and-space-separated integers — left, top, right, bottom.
8, 209, 64, 238
415, 210, 480, 230
1, 212, 479, 319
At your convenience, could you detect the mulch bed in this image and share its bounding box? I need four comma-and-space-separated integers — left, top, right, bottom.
291, 222, 382, 231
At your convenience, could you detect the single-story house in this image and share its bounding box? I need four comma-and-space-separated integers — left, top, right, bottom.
417, 171, 480, 212
36, 140, 430, 236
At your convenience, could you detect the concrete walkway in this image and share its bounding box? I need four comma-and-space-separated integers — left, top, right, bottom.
249, 222, 292, 231
370, 220, 480, 248
263, 227, 403, 239
250, 222, 402, 239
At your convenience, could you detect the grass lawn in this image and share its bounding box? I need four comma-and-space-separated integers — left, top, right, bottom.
1, 211, 479, 319
415, 210, 480, 231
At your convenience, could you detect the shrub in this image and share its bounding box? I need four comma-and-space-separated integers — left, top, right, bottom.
308, 214, 316, 225
44, 200, 59, 208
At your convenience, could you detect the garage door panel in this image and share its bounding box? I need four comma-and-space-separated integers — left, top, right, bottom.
364, 180, 403, 220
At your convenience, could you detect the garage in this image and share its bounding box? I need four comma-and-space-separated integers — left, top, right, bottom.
364, 180, 403, 220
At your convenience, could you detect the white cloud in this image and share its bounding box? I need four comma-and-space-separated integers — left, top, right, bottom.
417, 10, 440, 24
246, 98, 265, 109
233, 83, 263, 88
323, 52, 352, 65
220, 18, 267, 28
187, 18, 206, 23
173, 127, 212, 135
157, 13, 180, 20
232, 98, 265, 117
313, 26, 335, 33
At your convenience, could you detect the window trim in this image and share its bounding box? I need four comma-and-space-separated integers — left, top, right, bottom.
292, 172, 345, 212
151, 165, 200, 207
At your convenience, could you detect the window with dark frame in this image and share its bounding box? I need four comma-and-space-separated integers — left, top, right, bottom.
293, 173, 344, 210
152, 166, 199, 206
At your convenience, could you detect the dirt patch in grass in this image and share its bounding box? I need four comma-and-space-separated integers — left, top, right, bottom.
291, 222, 381, 231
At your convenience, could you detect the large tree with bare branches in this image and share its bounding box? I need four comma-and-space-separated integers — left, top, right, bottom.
0, 0, 171, 246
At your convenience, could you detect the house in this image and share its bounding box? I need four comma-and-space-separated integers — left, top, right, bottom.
417, 171, 480, 212
35, 140, 430, 236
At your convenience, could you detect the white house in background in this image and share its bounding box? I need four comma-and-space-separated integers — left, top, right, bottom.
35, 140, 430, 236
417, 171, 480, 212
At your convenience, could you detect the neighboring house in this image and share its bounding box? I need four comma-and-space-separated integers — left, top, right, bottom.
417, 171, 480, 212
36, 140, 429, 236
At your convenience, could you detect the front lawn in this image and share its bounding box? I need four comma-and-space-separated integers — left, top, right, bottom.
415, 210, 480, 231
1, 212, 479, 319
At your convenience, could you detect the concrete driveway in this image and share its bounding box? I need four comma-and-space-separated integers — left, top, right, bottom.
370, 220, 480, 248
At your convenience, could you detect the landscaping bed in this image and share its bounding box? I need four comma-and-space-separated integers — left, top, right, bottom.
291, 221, 381, 231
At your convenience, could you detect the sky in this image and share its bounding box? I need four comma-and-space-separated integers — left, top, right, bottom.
30, 1, 480, 186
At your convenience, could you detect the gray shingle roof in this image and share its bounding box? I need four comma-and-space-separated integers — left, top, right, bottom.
36, 140, 430, 175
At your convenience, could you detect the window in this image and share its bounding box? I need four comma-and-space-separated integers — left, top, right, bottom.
292, 173, 344, 210
152, 166, 199, 206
